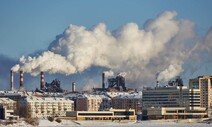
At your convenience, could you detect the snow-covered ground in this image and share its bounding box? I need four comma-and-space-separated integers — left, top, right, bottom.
1, 120, 211, 127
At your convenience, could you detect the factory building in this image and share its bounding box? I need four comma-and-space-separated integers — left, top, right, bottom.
189, 76, 212, 117
76, 94, 111, 111
18, 96, 74, 118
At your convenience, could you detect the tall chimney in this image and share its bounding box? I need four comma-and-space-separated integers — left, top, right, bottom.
156, 80, 159, 87
102, 72, 105, 89
10, 70, 14, 91
72, 82, 76, 92
40, 71, 45, 90
20, 70, 24, 89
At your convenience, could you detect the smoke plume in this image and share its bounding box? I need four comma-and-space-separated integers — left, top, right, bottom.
104, 70, 114, 77
12, 11, 212, 87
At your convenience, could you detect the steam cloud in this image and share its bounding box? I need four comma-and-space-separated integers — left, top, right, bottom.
12, 11, 212, 87
104, 70, 114, 77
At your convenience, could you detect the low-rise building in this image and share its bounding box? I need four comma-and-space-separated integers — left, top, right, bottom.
66, 108, 136, 121
18, 96, 74, 118
146, 107, 207, 119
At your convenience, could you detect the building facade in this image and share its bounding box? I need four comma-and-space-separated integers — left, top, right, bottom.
76, 94, 111, 111
142, 86, 190, 109
18, 96, 74, 118
112, 92, 142, 114
66, 108, 136, 121
0, 98, 19, 120
189, 76, 212, 117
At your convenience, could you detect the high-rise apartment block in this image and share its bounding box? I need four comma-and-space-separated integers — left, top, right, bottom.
189, 76, 212, 117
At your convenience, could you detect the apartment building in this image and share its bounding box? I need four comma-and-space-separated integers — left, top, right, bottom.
18, 96, 74, 118
189, 76, 212, 117
111, 92, 142, 114
76, 94, 111, 111
0, 98, 19, 120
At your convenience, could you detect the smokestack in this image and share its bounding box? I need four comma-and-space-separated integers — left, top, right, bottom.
156, 80, 159, 87
156, 73, 159, 87
72, 82, 76, 92
10, 70, 14, 91
40, 71, 45, 90
20, 70, 24, 89
102, 72, 105, 89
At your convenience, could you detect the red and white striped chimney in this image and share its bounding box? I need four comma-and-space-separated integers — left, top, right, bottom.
40, 71, 45, 90
10, 70, 14, 91
20, 70, 24, 89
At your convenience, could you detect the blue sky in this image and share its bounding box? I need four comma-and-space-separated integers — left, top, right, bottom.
0, 0, 211, 58
0, 0, 212, 91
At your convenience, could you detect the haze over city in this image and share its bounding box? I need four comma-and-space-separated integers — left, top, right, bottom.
0, 0, 212, 91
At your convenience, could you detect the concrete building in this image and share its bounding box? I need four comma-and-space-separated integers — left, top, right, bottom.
66, 108, 136, 121
142, 85, 190, 119
18, 96, 74, 118
189, 76, 212, 117
142, 80, 209, 119
111, 92, 142, 114
146, 107, 207, 119
0, 98, 19, 120
76, 94, 111, 111
142, 85, 190, 109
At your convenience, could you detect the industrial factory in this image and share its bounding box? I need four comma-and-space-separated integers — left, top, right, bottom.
0, 69, 212, 126
94, 72, 135, 92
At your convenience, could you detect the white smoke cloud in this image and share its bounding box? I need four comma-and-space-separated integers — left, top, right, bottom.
104, 70, 114, 77
17, 51, 76, 76
11, 64, 20, 72
118, 72, 127, 77
12, 11, 198, 87
157, 64, 183, 81
81, 79, 99, 91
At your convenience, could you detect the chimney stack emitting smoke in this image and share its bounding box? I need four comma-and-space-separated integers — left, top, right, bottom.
20, 70, 24, 89
102, 72, 105, 89
40, 71, 45, 90
72, 82, 76, 92
10, 70, 14, 91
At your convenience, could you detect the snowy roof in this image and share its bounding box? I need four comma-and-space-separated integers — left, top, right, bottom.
0, 98, 16, 103
21, 96, 73, 102
77, 94, 110, 99
105, 91, 142, 98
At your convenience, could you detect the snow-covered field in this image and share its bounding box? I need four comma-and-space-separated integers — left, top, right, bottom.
1, 120, 211, 127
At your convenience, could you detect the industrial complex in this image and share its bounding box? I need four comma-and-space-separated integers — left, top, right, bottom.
0, 70, 212, 125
